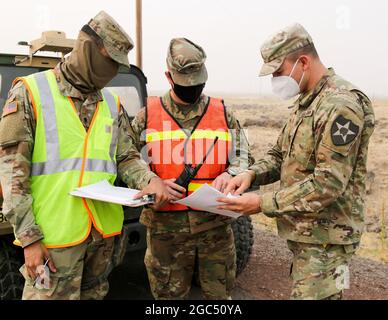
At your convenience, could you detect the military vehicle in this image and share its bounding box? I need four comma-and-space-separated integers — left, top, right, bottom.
0, 29, 254, 300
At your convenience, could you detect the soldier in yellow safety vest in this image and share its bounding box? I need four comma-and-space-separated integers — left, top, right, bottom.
0, 11, 169, 300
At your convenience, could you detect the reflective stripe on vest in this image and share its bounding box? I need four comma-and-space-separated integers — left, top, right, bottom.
146, 130, 232, 143
17, 70, 123, 248
146, 96, 231, 212
31, 158, 117, 176
31, 72, 118, 176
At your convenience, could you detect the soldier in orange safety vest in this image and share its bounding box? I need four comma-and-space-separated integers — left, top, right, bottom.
129, 38, 253, 300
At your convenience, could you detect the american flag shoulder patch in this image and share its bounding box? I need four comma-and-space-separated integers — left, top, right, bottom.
2, 101, 18, 117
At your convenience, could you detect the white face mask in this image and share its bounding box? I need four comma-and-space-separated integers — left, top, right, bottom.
271, 58, 305, 100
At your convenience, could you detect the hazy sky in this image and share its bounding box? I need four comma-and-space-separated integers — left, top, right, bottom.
0, 0, 387, 98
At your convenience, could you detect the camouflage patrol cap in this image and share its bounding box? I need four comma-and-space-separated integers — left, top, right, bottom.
259, 23, 314, 77
88, 11, 134, 68
167, 38, 208, 86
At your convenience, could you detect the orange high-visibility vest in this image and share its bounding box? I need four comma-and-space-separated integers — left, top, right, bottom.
146, 96, 232, 212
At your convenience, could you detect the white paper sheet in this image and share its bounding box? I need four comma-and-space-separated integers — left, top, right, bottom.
175, 184, 242, 219
70, 180, 150, 207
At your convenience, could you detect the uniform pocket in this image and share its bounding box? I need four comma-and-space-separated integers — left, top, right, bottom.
150, 257, 171, 285
277, 179, 316, 208
343, 243, 359, 255
35, 276, 60, 297
144, 251, 172, 301
144, 232, 172, 286
20, 264, 60, 297
112, 225, 131, 267
288, 112, 315, 168
225, 254, 237, 295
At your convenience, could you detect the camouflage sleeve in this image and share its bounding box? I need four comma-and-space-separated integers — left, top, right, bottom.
260, 93, 370, 217
249, 124, 285, 186
225, 106, 255, 174
0, 81, 44, 248
116, 106, 157, 190
129, 107, 147, 152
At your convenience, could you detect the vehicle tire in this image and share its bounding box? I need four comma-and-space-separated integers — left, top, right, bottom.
232, 216, 254, 276
0, 237, 24, 300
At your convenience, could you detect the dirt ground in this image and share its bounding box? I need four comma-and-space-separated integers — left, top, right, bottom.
108, 229, 388, 300
223, 97, 388, 300
234, 229, 388, 300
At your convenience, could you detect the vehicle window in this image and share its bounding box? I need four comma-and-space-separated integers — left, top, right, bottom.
107, 86, 141, 118
0, 74, 3, 109
0, 65, 41, 110
107, 72, 145, 105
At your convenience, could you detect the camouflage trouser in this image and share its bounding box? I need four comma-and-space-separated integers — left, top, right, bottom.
145, 224, 236, 300
20, 228, 115, 300
287, 241, 358, 300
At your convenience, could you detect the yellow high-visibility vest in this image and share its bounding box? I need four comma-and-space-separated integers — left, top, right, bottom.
16, 70, 123, 248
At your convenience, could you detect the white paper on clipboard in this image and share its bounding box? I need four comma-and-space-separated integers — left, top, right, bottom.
70, 180, 152, 207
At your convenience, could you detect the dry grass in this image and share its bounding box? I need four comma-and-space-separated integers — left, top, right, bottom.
225, 97, 388, 264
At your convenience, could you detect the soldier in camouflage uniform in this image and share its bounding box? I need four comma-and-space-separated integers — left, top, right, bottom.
130, 38, 253, 300
219, 23, 375, 300
0, 11, 168, 300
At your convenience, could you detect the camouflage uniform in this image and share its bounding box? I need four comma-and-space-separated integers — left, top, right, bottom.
251, 24, 375, 300
130, 38, 253, 300
20, 228, 115, 300
0, 11, 156, 300
145, 224, 236, 300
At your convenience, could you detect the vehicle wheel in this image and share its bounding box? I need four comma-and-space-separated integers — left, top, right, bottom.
232, 216, 254, 276
0, 237, 24, 300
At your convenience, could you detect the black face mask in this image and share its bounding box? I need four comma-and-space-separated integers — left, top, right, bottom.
172, 81, 205, 104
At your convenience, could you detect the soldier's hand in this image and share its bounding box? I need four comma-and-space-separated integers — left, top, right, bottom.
135, 177, 169, 210
224, 171, 256, 195
212, 172, 233, 193
216, 193, 262, 216
163, 179, 186, 202
24, 241, 57, 280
